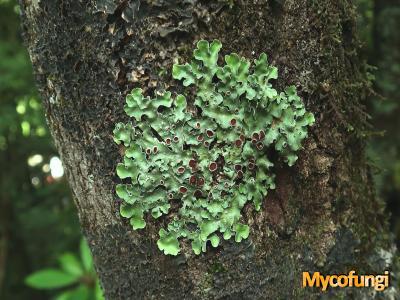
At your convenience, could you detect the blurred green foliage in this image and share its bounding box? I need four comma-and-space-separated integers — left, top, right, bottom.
357, 0, 400, 240
25, 239, 104, 300
0, 0, 398, 298
0, 0, 82, 299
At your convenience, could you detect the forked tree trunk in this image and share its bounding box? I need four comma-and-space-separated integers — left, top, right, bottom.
20, 0, 397, 299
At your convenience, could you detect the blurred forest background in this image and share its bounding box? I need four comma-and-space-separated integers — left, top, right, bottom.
0, 0, 399, 299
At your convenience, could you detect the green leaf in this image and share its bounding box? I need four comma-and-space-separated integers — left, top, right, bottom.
58, 253, 83, 277
55, 291, 72, 300
55, 285, 90, 300
80, 238, 93, 272
95, 279, 105, 300
25, 269, 78, 290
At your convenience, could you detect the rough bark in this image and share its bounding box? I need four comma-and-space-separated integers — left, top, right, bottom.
20, 0, 397, 299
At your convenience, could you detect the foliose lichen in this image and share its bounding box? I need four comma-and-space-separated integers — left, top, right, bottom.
113, 40, 315, 255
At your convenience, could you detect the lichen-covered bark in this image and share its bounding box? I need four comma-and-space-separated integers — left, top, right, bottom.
20, 0, 397, 299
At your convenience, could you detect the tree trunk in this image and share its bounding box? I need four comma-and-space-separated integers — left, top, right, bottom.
19, 0, 397, 299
